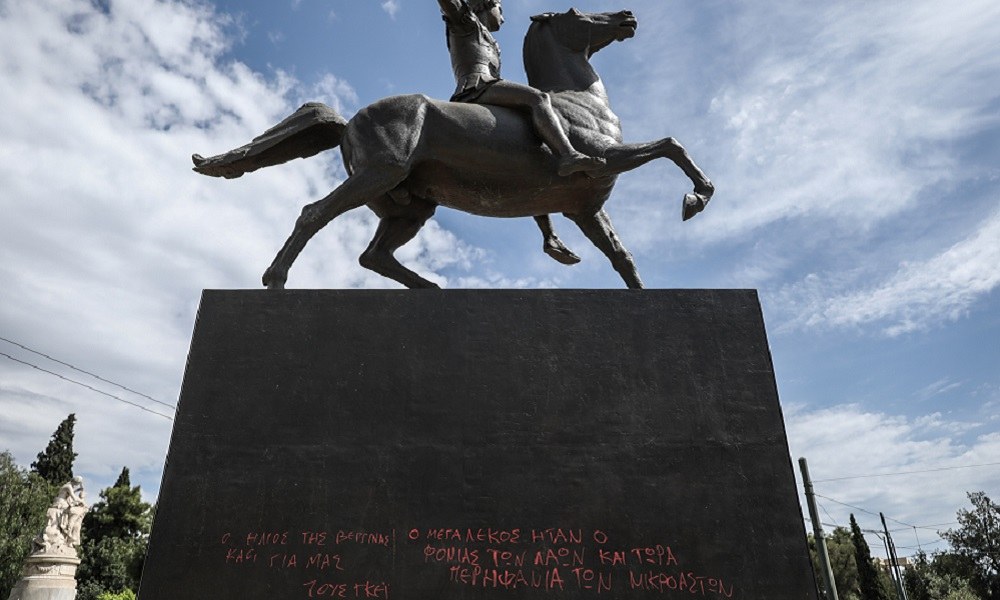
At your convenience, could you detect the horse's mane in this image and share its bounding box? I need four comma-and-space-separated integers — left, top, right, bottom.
522, 19, 551, 88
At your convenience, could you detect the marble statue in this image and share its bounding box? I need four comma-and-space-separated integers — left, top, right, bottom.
32, 477, 88, 557
8, 478, 89, 600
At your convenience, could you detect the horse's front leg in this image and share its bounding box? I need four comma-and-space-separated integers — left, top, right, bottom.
599, 138, 714, 221
565, 209, 643, 289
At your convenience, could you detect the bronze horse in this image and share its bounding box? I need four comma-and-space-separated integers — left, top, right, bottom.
193, 8, 714, 289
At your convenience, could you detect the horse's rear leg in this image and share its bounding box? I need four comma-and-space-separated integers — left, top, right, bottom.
566, 209, 643, 289
263, 167, 406, 289
534, 215, 581, 265
359, 200, 439, 289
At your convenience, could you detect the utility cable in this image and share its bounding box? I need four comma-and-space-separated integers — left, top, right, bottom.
1, 351, 173, 421
0, 335, 175, 409
812, 461, 1000, 483
804, 516, 841, 529
814, 493, 881, 518
818, 501, 840, 528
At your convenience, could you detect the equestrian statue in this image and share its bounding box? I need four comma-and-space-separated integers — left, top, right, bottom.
192, 4, 714, 289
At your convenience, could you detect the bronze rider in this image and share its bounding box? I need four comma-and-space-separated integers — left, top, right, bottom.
438, 0, 602, 264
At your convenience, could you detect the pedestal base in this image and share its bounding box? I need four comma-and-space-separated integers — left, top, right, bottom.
7, 555, 80, 600
142, 290, 818, 599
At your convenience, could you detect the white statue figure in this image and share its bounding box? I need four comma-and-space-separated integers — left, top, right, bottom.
32, 476, 89, 557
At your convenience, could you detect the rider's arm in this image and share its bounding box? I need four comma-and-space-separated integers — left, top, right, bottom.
438, 0, 476, 31
437, 0, 464, 21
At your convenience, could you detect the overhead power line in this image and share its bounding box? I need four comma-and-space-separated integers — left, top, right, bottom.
815, 493, 882, 519
814, 493, 964, 539
1, 351, 173, 421
804, 516, 840, 529
818, 501, 840, 528
896, 539, 943, 550
0, 335, 175, 409
812, 461, 1000, 483
910, 522, 959, 530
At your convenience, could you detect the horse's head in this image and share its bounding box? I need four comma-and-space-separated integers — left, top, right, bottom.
529, 8, 637, 57
524, 8, 637, 91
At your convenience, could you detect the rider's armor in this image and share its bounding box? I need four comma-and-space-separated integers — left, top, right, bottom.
443, 3, 501, 102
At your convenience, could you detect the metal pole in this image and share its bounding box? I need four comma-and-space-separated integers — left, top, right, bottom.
800, 458, 839, 600
880, 513, 909, 600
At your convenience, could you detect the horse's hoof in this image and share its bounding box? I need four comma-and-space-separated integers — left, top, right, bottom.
544, 240, 582, 265
682, 193, 710, 221
262, 269, 287, 290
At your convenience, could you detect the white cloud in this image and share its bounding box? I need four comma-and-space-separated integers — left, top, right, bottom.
646, 0, 999, 240
776, 209, 1000, 335
381, 0, 400, 19
785, 403, 1000, 555
0, 0, 471, 496
306, 73, 360, 116
917, 378, 964, 402
603, 1, 1000, 327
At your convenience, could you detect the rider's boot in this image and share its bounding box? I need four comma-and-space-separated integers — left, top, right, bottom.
558, 152, 607, 177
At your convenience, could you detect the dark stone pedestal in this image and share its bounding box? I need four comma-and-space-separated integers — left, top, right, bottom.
140, 290, 817, 599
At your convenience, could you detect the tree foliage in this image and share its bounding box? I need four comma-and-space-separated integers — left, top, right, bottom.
76, 467, 154, 600
0, 451, 55, 599
810, 527, 861, 599
30, 413, 78, 486
905, 550, 984, 600
942, 492, 1000, 599
851, 514, 891, 600
97, 590, 137, 600
808, 523, 898, 600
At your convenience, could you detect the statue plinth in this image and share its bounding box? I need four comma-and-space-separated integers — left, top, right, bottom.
140, 290, 817, 599
6, 554, 81, 600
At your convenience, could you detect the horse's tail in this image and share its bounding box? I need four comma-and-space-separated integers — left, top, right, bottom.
192, 102, 348, 179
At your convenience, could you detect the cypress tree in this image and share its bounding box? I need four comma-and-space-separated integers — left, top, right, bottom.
850, 514, 890, 600
31, 413, 78, 485
113, 467, 130, 489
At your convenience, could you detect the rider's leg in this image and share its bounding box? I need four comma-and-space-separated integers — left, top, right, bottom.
476, 81, 606, 176
534, 215, 581, 265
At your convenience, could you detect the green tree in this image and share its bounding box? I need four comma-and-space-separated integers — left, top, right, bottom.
810, 527, 861, 599
31, 413, 77, 486
905, 550, 984, 600
76, 467, 153, 600
851, 514, 891, 600
97, 590, 137, 600
0, 451, 54, 598
905, 551, 934, 600
941, 492, 1000, 599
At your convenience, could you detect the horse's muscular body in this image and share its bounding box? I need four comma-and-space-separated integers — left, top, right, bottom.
345, 94, 618, 218
193, 9, 713, 289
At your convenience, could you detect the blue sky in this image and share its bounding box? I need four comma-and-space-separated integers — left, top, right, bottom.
1, 0, 998, 560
